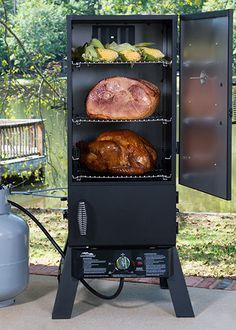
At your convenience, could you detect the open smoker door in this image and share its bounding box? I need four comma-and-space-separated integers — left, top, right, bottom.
179, 10, 233, 200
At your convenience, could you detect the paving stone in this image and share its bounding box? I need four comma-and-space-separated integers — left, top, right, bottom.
127, 278, 160, 285
46, 266, 59, 274
209, 279, 221, 289
185, 276, 203, 287
28, 265, 236, 291
29, 264, 46, 273
197, 277, 216, 289
229, 282, 236, 291
42, 267, 55, 275
214, 279, 233, 290
29, 265, 40, 273
32, 267, 51, 275
225, 280, 236, 291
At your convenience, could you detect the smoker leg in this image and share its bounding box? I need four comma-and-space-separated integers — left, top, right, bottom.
167, 247, 194, 317
160, 277, 168, 289
52, 247, 79, 319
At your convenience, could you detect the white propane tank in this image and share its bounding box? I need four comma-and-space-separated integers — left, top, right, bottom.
0, 186, 29, 307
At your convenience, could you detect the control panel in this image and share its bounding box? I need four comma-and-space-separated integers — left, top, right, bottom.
71, 248, 172, 279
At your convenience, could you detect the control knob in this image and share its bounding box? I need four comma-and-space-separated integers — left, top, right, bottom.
116, 256, 130, 270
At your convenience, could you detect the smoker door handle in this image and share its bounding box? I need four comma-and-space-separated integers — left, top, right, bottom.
189, 71, 208, 85
77, 201, 87, 236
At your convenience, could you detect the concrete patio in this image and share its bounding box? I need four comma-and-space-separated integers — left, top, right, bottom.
0, 275, 235, 330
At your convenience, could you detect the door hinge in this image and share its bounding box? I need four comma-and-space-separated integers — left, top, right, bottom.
176, 40, 180, 54
176, 191, 179, 204
176, 141, 180, 154
63, 209, 68, 219
176, 222, 179, 234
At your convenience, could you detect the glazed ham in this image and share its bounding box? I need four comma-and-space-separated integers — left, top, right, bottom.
86, 76, 160, 120
79, 129, 157, 175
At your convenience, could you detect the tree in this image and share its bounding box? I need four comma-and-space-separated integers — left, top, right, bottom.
203, 0, 235, 11
97, 0, 202, 15
0, 29, 7, 65
0, 0, 14, 66
63, 0, 98, 15
8, 0, 67, 67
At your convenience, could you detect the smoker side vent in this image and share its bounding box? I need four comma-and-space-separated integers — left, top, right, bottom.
232, 83, 236, 124
92, 25, 135, 44
77, 202, 87, 236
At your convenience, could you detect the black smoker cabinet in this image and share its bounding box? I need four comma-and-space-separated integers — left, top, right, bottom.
52, 10, 233, 319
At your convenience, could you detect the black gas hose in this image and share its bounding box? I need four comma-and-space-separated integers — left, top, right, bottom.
8, 199, 124, 300
8, 200, 65, 258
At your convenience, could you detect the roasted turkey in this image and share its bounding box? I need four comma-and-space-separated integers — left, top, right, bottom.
86, 76, 160, 120
79, 129, 157, 175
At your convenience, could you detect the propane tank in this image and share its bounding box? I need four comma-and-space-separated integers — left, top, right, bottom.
0, 186, 29, 307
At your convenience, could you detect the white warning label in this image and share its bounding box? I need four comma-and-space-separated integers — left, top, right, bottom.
144, 253, 167, 276
83, 257, 107, 274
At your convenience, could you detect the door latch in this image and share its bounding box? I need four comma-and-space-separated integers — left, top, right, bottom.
176, 141, 180, 154
190, 71, 208, 85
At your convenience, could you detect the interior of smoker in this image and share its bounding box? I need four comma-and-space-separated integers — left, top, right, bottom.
70, 18, 175, 182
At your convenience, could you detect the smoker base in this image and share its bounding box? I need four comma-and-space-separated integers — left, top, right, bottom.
72, 248, 173, 279
52, 246, 194, 319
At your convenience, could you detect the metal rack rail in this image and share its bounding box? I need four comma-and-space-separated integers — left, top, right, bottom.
72, 59, 172, 68
72, 168, 172, 182
72, 115, 172, 125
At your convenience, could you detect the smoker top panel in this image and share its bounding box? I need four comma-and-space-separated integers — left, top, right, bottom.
68, 14, 177, 23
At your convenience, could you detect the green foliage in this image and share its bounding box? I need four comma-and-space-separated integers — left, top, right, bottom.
153, 0, 202, 15
0, 0, 12, 65
203, 0, 234, 10
97, 0, 202, 15
1, 0, 100, 67
0, 31, 7, 64
8, 0, 67, 67
63, 0, 98, 15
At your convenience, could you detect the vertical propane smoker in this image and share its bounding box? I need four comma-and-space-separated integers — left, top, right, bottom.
52, 10, 233, 319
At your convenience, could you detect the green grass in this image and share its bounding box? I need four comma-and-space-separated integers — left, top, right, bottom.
13, 210, 236, 278
18, 210, 68, 266
177, 214, 236, 278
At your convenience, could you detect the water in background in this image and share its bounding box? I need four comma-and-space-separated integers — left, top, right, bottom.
6, 98, 236, 212
8, 100, 67, 209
